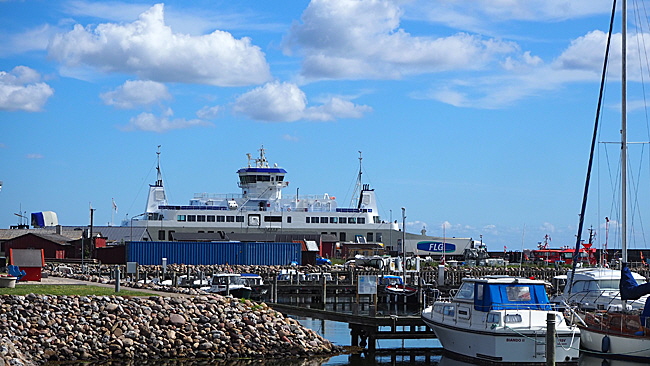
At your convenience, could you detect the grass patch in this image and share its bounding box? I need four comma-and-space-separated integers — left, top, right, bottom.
0, 284, 157, 297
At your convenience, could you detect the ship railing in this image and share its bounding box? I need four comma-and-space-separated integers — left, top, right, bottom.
193, 193, 244, 199
486, 303, 556, 311
568, 289, 628, 310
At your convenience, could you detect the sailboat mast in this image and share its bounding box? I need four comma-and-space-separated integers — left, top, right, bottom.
622, 0, 628, 263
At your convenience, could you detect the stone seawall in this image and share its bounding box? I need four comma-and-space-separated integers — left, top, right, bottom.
0, 294, 340, 366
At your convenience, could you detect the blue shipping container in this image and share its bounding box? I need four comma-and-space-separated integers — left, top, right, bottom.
126, 241, 302, 266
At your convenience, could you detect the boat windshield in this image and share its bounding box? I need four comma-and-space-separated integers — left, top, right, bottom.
506, 286, 532, 301
214, 275, 245, 285
455, 282, 474, 301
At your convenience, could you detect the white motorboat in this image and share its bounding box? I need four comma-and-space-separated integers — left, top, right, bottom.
421, 275, 580, 364
550, 267, 648, 311
240, 273, 268, 297
202, 273, 252, 299
380, 275, 417, 297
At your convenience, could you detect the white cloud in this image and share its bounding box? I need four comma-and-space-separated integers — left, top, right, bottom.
122, 108, 212, 133
540, 222, 556, 234
0, 24, 54, 56
233, 81, 372, 122
282, 134, 300, 142
26, 153, 44, 159
418, 30, 609, 109
412, 0, 612, 32
196, 105, 220, 120
100, 80, 171, 109
48, 3, 271, 86
0, 66, 54, 112
284, 0, 518, 80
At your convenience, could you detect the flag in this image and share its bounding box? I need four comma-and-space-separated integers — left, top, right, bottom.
112, 198, 118, 212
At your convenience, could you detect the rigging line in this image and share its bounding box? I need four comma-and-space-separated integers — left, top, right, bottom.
629, 0, 650, 250
569, 0, 618, 294
125, 154, 159, 220
602, 143, 623, 248
633, 0, 650, 137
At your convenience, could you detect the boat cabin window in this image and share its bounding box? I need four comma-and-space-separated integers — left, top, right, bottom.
443, 305, 455, 316
504, 314, 522, 323
236, 216, 244, 223
330, 217, 338, 223
454, 282, 474, 301
207, 215, 216, 222
339, 217, 347, 224
592, 280, 619, 290
434, 304, 455, 316
226, 216, 234, 222
506, 286, 532, 301
348, 218, 356, 224
376, 233, 382, 242
177, 215, 186, 222
487, 313, 500, 324
357, 217, 366, 224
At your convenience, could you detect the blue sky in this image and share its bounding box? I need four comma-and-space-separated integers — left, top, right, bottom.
1, 0, 647, 251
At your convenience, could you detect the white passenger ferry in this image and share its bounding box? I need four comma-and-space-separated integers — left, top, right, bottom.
129, 147, 474, 254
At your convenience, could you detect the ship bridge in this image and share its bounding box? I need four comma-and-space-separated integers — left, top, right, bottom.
237, 147, 289, 202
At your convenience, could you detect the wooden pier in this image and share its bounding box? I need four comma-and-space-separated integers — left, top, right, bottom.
268, 303, 438, 351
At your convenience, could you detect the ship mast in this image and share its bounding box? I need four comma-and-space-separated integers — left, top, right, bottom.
154, 145, 163, 188
351, 151, 363, 208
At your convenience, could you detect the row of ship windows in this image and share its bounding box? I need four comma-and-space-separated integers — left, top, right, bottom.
431, 305, 522, 324
177, 215, 244, 223
307, 217, 366, 224
176, 215, 367, 224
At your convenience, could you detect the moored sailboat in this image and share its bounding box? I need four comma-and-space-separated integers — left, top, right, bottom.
575, 0, 650, 360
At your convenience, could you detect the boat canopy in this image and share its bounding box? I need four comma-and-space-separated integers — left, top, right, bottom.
474, 282, 552, 311
620, 264, 650, 301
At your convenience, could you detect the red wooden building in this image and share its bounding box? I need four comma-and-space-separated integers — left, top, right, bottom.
3, 232, 74, 259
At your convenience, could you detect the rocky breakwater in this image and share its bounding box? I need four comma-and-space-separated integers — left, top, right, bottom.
0, 294, 340, 366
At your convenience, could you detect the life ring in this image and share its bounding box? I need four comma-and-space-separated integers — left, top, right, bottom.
287, 208, 291, 212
